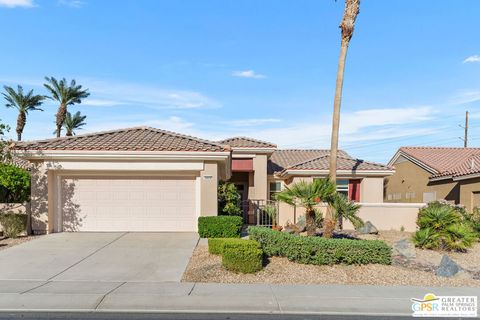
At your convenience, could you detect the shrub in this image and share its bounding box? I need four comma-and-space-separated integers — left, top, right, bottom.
208, 238, 258, 255
0, 213, 27, 238
198, 216, 243, 238
217, 182, 242, 216
413, 202, 477, 251
222, 240, 263, 273
461, 207, 480, 236
248, 226, 391, 265
0, 164, 30, 203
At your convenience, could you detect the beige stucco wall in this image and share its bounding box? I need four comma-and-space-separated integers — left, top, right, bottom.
278, 202, 423, 232
30, 161, 50, 234
458, 177, 480, 212
200, 161, 219, 216
360, 177, 384, 203
385, 159, 459, 203
249, 155, 268, 200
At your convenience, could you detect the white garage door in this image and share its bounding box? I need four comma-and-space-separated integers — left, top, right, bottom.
60, 176, 197, 232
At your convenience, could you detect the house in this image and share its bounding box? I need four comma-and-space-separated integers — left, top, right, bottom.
386, 147, 480, 211
15, 126, 394, 234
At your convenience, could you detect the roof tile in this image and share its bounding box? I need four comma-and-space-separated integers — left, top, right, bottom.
218, 137, 277, 148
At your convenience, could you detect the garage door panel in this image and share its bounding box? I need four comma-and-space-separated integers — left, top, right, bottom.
60, 176, 196, 232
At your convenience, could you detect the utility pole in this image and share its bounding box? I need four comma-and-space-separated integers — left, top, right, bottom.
459, 110, 469, 148
464, 110, 469, 148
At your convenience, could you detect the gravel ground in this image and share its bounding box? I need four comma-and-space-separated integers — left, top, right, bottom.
0, 235, 40, 251
183, 231, 480, 287
357, 230, 480, 273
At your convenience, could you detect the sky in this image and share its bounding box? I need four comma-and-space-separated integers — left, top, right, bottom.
0, 0, 479, 163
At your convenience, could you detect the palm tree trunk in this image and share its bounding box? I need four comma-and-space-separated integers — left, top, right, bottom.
66, 130, 73, 137
16, 111, 26, 141
55, 104, 67, 138
325, 0, 360, 239
305, 208, 316, 236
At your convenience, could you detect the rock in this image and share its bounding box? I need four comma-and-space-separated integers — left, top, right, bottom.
392, 238, 416, 259
436, 254, 462, 277
295, 219, 306, 232
357, 221, 378, 234
282, 225, 299, 234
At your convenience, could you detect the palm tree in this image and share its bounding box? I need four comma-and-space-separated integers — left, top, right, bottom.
276, 179, 336, 236
2, 85, 45, 141
326, 0, 361, 238
44, 77, 90, 138
61, 111, 87, 136
332, 193, 363, 229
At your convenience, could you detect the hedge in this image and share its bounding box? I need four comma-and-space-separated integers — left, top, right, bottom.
198, 216, 243, 238
208, 238, 259, 255
222, 239, 263, 273
0, 213, 27, 238
248, 226, 391, 265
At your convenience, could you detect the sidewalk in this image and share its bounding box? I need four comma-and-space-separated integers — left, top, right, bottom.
0, 280, 478, 316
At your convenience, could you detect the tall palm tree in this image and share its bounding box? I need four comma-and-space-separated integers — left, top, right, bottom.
276, 178, 336, 236
326, 0, 361, 238
62, 111, 87, 136
2, 85, 45, 141
44, 77, 90, 138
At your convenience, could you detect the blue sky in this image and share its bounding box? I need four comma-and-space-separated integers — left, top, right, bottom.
0, 0, 479, 163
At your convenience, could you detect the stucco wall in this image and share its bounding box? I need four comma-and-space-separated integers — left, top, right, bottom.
278, 202, 424, 232
250, 155, 268, 200
459, 177, 480, 212
200, 161, 219, 216
385, 159, 459, 203
360, 177, 384, 203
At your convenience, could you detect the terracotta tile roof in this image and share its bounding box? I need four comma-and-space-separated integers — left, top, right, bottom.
431, 154, 480, 179
218, 137, 277, 148
268, 149, 351, 174
398, 147, 480, 177
286, 154, 393, 172
16, 127, 228, 152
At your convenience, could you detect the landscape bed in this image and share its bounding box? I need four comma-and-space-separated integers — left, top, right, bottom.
183, 230, 480, 287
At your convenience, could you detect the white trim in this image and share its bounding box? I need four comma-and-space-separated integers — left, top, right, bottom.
230, 147, 276, 154
44, 161, 204, 171
55, 173, 62, 232
388, 151, 438, 174
279, 169, 394, 178
17, 150, 231, 161
232, 154, 257, 158
429, 175, 453, 182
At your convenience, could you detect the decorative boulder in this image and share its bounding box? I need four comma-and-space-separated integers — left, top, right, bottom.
295, 218, 307, 233
392, 238, 416, 259
357, 221, 378, 234
282, 225, 299, 234
436, 255, 461, 278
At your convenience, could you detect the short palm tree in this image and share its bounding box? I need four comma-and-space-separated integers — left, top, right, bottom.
275, 178, 336, 236
332, 193, 363, 229
2, 85, 45, 141
62, 111, 87, 136
44, 77, 90, 138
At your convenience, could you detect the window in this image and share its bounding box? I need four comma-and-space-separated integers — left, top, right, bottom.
269, 182, 282, 200
423, 192, 436, 203
336, 179, 349, 197
387, 194, 393, 201
393, 193, 402, 200
405, 192, 415, 199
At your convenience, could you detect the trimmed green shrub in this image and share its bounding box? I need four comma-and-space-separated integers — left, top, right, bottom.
217, 182, 242, 216
0, 213, 27, 238
0, 164, 30, 203
208, 238, 259, 255
248, 226, 391, 265
198, 216, 243, 238
222, 240, 263, 273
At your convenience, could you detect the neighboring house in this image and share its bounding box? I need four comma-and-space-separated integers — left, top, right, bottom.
386, 147, 480, 211
15, 127, 394, 234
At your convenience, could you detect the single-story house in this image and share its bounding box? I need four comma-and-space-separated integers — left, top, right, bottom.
15, 126, 394, 234
386, 146, 480, 211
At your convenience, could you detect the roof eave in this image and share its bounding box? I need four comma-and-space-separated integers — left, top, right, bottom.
278, 169, 395, 178
230, 147, 277, 154
388, 150, 439, 174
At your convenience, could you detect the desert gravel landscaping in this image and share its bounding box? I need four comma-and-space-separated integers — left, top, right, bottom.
0, 235, 40, 251
183, 231, 480, 287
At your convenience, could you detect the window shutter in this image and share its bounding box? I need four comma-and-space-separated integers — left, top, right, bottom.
348, 179, 361, 202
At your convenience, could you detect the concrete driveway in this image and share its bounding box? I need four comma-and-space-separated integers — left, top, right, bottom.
0, 232, 198, 282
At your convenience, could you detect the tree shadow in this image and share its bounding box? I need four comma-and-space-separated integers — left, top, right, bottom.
61, 179, 84, 232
